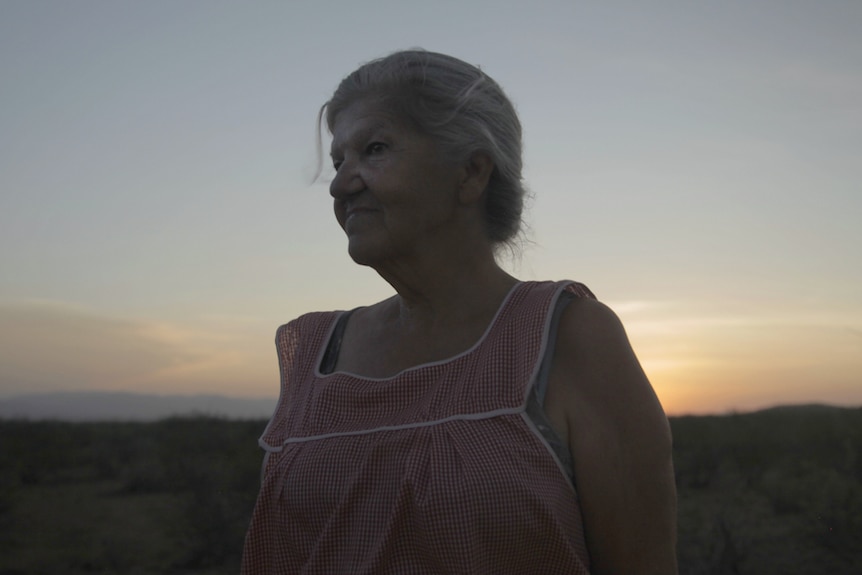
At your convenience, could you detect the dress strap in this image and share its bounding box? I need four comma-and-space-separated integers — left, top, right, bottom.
319, 310, 354, 375
522, 289, 579, 486
534, 290, 576, 405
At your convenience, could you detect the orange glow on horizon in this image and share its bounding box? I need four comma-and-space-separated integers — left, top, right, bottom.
1, 298, 860, 415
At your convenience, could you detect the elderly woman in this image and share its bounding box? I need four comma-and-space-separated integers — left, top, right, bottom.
242, 50, 677, 574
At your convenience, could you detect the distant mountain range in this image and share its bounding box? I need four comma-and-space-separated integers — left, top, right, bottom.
0, 391, 856, 423
0, 391, 278, 422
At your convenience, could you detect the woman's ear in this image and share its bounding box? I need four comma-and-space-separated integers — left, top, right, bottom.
458, 151, 494, 205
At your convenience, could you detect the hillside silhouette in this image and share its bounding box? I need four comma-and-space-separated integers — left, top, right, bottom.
0, 391, 276, 421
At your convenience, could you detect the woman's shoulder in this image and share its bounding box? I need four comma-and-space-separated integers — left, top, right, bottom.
554, 295, 654, 405
552, 291, 668, 438
559, 295, 624, 345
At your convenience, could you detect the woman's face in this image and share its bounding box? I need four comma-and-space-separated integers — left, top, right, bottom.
329, 99, 464, 267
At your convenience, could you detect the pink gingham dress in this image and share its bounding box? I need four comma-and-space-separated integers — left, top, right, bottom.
241, 281, 593, 574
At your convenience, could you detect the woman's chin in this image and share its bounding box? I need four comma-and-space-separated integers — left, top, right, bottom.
346, 239, 385, 267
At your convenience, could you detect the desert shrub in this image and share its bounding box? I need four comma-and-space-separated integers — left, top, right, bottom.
4, 406, 860, 574
673, 406, 862, 574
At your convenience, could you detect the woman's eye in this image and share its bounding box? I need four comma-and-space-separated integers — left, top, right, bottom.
366, 142, 387, 155
332, 159, 343, 171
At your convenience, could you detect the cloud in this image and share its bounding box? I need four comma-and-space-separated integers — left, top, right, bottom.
0, 300, 276, 397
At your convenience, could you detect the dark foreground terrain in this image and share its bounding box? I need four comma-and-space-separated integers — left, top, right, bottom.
1, 405, 860, 574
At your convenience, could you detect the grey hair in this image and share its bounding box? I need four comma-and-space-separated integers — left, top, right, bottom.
318, 49, 527, 249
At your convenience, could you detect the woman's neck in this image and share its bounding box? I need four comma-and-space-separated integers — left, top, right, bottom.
376, 254, 519, 334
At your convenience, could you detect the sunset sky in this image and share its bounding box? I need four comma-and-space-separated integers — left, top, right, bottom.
1, 0, 860, 415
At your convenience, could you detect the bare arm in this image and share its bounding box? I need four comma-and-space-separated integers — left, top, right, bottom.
550, 298, 678, 574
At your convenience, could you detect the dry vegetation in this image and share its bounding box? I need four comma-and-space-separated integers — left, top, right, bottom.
1, 406, 860, 574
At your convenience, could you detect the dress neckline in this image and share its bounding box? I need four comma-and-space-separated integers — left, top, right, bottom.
314, 281, 524, 381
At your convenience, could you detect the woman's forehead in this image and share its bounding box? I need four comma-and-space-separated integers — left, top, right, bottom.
329, 101, 406, 153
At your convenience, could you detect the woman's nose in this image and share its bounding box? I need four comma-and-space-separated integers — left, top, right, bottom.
329, 160, 364, 199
